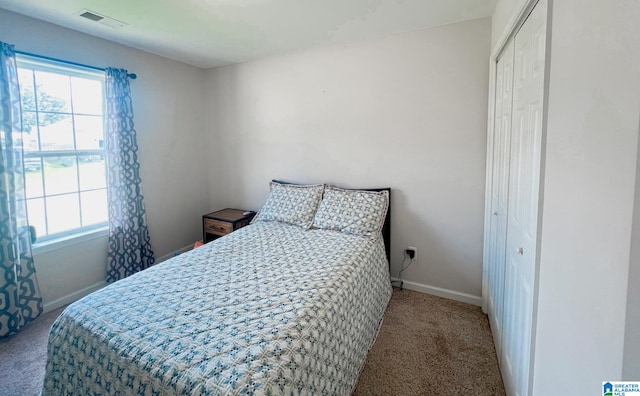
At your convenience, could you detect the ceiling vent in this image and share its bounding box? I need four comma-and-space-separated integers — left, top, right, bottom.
74, 9, 128, 29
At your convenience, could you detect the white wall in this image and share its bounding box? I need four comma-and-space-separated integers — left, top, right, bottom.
205, 18, 491, 301
0, 9, 209, 309
533, 0, 640, 393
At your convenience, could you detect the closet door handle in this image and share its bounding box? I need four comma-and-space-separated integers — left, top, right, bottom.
493, 211, 499, 216
516, 247, 524, 255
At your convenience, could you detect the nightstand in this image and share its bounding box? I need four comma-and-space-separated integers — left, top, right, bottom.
202, 208, 255, 243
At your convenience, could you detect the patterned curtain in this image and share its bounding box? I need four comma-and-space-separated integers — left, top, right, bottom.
0, 42, 43, 337
105, 68, 155, 282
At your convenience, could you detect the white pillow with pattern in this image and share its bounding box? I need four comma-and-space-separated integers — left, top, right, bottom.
252, 181, 324, 229
312, 186, 389, 239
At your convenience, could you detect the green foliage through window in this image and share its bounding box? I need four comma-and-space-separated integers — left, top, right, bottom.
20, 83, 67, 133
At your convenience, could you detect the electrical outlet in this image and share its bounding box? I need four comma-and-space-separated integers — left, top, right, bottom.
406, 246, 417, 260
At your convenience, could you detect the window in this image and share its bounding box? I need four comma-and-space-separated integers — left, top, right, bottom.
16, 56, 108, 243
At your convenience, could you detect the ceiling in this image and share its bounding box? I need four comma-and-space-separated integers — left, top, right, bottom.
0, 0, 497, 69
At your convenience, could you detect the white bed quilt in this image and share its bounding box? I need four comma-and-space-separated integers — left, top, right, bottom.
42, 221, 392, 395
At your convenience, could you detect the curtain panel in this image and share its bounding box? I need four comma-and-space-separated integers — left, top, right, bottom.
0, 41, 43, 337
105, 68, 155, 282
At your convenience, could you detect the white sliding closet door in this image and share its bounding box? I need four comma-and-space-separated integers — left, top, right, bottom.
502, 0, 547, 395
484, 0, 547, 395
487, 39, 515, 360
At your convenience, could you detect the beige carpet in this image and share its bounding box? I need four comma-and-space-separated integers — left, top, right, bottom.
0, 306, 65, 396
354, 289, 505, 395
0, 290, 504, 396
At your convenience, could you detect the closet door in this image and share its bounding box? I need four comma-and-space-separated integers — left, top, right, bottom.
487, 39, 515, 360
501, 0, 547, 395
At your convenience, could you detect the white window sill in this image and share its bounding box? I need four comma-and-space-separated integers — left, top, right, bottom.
32, 227, 109, 255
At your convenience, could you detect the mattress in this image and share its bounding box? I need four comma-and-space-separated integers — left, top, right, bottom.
42, 221, 392, 395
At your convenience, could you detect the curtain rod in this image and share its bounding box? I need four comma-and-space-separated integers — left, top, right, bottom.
15, 50, 137, 80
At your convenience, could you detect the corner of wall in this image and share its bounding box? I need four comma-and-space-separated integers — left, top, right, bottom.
623, 111, 640, 379
490, 0, 529, 51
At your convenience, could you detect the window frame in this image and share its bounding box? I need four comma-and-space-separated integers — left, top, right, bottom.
16, 55, 109, 247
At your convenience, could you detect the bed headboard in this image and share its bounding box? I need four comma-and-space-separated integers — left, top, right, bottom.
360, 187, 391, 265
271, 180, 391, 266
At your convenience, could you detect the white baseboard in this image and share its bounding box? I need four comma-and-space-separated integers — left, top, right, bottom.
156, 242, 197, 263
390, 277, 482, 306
43, 281, 107, 313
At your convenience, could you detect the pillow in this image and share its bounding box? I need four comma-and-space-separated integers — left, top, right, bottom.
252, 181, 324, 229
312, 186, 389, 239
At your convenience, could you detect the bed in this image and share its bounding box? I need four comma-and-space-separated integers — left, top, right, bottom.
42, 182, 392, 395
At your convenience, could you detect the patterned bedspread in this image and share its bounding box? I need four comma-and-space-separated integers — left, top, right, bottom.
42, 222, 392, 395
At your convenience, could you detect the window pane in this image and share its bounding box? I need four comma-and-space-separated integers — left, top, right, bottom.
46, 194, 80, 234
18, 69, 35, 111
21, 111, 39, 136
75, 115, 104, 150
71, 77, 103, 115
81, 189, 107, 226
17, 59, 108, 240
79, 155, 106, 190
39, 114, 74, 151
26, 198, 47, 237
44, 156, 78, 195
34, 70, 71, 113
21, 128, 40, 152
24, 158, 44, 198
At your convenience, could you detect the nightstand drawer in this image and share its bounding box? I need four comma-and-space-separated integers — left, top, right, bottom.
202, 208, 255, 243
204, 219, 233, 236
